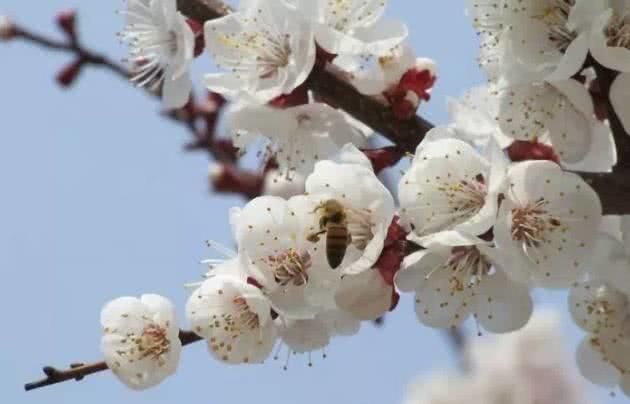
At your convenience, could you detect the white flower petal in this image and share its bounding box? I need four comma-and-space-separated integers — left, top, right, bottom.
576, 336, 621, 387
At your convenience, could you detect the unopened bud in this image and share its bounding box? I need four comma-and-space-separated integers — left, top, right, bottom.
399, 58, 437, 102
56, 59, 84, 88
0, 16, 17, 41
389, 90, 419, 120
56, 9, 77, 39
375, 216, 407, 287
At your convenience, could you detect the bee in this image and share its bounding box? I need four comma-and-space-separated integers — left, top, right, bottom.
307, 199, 351, 269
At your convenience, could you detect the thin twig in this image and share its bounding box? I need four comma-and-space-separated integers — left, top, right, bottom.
14, 27, 129, 79
24, 330, 202, 391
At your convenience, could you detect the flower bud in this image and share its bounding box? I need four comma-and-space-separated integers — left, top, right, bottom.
56, 9, 77, 39
0, 16, 17, 41
398, 58, 437, 102
388, 90, 419, 120
56, 59, 84, 88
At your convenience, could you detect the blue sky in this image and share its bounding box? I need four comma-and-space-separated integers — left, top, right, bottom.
0, 1, 614, 403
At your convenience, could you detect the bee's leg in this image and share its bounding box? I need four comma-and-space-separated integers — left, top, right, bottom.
307, 230, 326, 243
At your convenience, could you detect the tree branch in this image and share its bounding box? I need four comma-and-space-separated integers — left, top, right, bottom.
13, 26, 129, 79
14, 0, 630, 393
24, 330, 202, 391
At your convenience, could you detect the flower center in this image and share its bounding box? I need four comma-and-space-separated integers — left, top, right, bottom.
233, 297, 261, 331
132, 324, 171, 363
121, 23, 179, 90
251, 32, 291, 79
606, 11, 630, 49
440, 175, 487, 222
510, 198, 564, 260
445, 246, 492, 292
267, 248, 311, 287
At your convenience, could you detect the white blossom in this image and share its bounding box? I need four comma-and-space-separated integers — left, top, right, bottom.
395, 233, 532, 332
276, 316, 330, 355
466, 0, 590, 81
226, 102, 367, 177
447, 84, 513, 150
343, 42, 437, 98
292, 0, 407, 56
496, 79, 596, 163
404, 311, 592, 404
186, 274, 276, 364
203, 0, 315, 102
100, 294, 181, 389
231, 195, 342, 318
588, 2, 630, 133
304, 144, 396, 275
119, 0, 194, 109
494, 160, 602, 287
399, 137, 506, 242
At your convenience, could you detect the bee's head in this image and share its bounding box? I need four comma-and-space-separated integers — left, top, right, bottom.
320, 199, 344, 215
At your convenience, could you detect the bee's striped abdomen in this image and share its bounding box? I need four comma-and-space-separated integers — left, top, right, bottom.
325, 224, 350, 269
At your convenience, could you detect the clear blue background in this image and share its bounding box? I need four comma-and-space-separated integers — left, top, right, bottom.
0, 1, 614, 403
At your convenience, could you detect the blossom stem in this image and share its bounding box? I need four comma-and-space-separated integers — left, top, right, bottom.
24, 330, 202, 391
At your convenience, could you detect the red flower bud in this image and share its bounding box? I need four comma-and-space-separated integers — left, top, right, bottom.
0, 16, 17, 41
391, 94, 418, 120
56, 59, 84, 88
399, 67, 436, 102
507, 140, 560, 164
375, 216, 407, 287
56, 9, 77, 39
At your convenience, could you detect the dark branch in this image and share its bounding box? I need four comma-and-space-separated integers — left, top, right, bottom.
24, 330, 202, 391
13, 26, 128, 79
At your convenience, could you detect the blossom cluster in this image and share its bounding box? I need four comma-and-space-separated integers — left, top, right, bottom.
94, 0, 630, 397
403, 311, 592, 404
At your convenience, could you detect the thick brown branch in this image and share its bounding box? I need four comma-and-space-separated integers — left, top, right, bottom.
177, 0, 434, 153
582, 170, 630, 215
24, 330, 202, 391
307, 66, 434, 153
